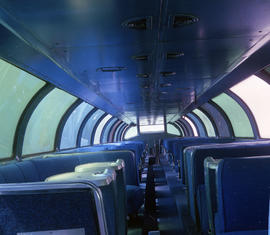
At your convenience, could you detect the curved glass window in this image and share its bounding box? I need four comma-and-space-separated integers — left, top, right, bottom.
124, 126, 138, 140
187, 113, 207, 137
183, 116, 198, 136
60, 102, 94, 149
23, 88, 76, 155
140, 125, 165, 133
167, 123, 181, 136
192, 109, 216, 137
101, 117, 118, 144
230, 75, 270, 138
201, 103, 231, 137
212, 93, 254, 138
81, 109, 105, 146
94, 114, 112, 145
0, 59, 45, 158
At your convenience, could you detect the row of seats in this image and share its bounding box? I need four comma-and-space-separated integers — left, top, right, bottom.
0, 141, 145, 235
163, 137, 270, 234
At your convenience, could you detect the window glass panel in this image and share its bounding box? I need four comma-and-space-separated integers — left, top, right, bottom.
183, 116, 198, 136
81, 109, 105, 146
23, 88, 77, 155
212, 93, 253, 138
60, 102, 94, 149
140, 124, 164, 133
192, 109, 216, 137
101, 117, 118, 144
186, 113, 207, 137
94, 114, 112, 145
124, 126, 138, 139
230, 75, 270, 138
0, 59, 45, 158
167, 123, 181, 136
201, 103, 230, 137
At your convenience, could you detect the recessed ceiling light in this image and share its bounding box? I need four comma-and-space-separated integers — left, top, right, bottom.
160, 72, 176, 77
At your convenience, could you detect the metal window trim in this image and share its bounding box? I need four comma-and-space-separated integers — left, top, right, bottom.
13, 83, 55, 160
54, 99, 83, 151
208, 100, 235, 138
183, 115, 200, 137
108, 120, 122, 143
76, 107, 98, 147
175, 120, 188, 136
188, 112, 207, 137
196, 107, 218, 137
100, 116, 116, 144
226, 90, 259, 139
114, 122, 125, 142
90, 112, 108, 145
178, 119, 193, 136
120, 125, 129, 141
117, 123, 128, 142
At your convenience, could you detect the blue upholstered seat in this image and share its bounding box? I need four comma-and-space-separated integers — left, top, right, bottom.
183, 140, 270, 232
213, 156, 270, 234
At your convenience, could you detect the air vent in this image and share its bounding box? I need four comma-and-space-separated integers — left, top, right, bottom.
137, 73, 150, 78
132, 55, 149, 61
96, 67, 127, 72
167, 52, 184, 59
160, 72, 176, 77
160, 83, 172, 88
122, 17, 152, 30
173, 14, 199, 28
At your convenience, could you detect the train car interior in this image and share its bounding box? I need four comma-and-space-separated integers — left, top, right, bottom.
1, 1, 270, 234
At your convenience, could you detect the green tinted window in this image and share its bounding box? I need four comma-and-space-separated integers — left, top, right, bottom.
94, 114, 112, 145
81, 109, 105, 146
212, 93, 254, 138
0, 59, 45, 158
167, 123, 181, 136
60, 102, 94, 149
23, 88, 76, 155
124, 126, 138, 139
193, 109, 216, 137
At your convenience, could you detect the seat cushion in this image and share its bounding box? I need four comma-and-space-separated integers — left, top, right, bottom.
126, 185, 144, 214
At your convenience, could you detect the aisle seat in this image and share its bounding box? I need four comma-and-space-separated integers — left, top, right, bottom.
0, 182, 106, 235
75, 160, 127, 235
46, 169, 119, 235
183, 140, 270, 232
206, 156, 270, 235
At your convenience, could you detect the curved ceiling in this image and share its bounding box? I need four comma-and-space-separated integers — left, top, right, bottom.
1, 0, 270, 124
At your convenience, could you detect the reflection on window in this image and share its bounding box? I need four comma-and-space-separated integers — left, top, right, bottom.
81, 109, 105, 146
124, 126, 138, 139
167, 123, 181, 136
94, 114, 112, 145
230, 75, 270, 138
140, 124, 164, 133
212, 93, 254, 138
183, 116, 198, 136
23, 89, 77, 155
192, 109, 216, 137
101, 117, 118, 144
60, 102, 94, 149
0, 59, 45, 158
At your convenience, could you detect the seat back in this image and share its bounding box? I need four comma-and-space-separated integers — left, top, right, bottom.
0, 182, 107, 235
215, 156, 270, 234
183, 140, 270, 230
